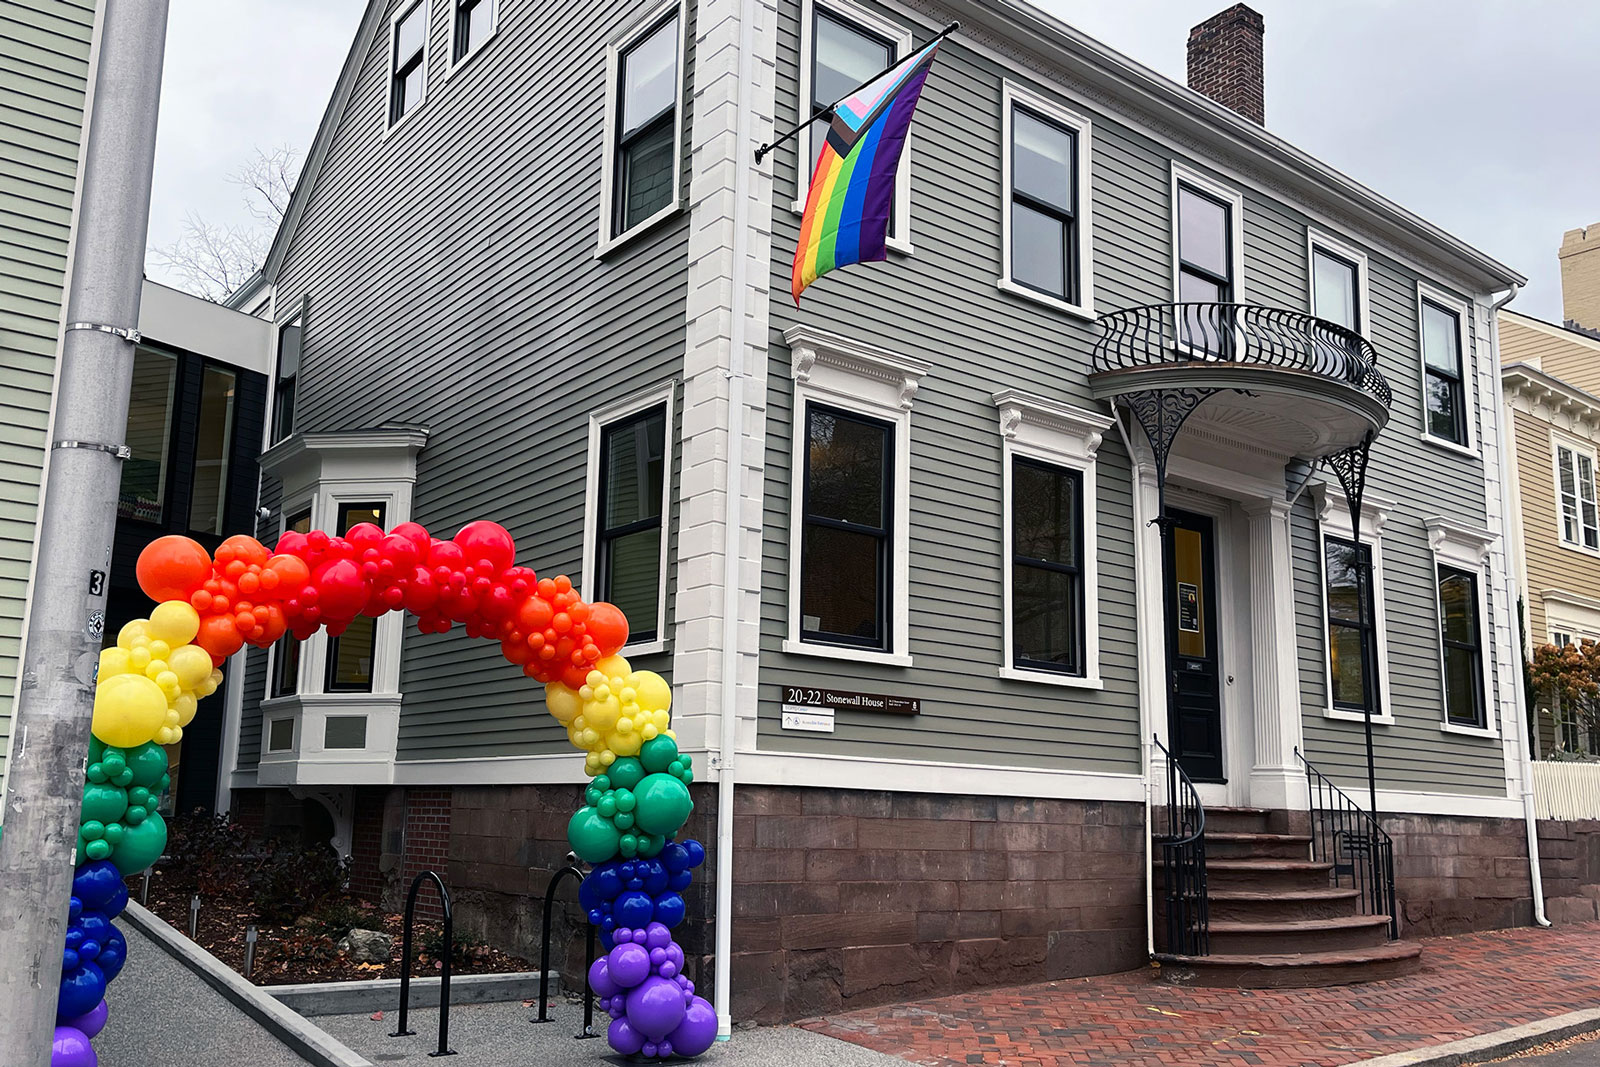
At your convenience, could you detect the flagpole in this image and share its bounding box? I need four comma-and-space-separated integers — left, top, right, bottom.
754, 20, 959, 163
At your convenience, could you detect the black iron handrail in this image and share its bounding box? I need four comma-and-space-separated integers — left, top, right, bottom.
1295, 747, 1398, 939
1153, 735, 1208, 957
532, 863, 598, 1039
1093, 303, 1392, 409
391, 869, 456, 1057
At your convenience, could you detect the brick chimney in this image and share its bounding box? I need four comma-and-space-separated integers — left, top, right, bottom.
1187, 4, 1265, 125
1560, 224, 1600, 335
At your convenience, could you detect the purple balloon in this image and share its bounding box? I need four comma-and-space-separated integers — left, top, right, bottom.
608, 994, 627, 1017
644, 922, 671, 950
666, 943, 685, 971
669, 995, 718, 1057
643, 1041, 659, 1058
608, 941, 651, 988
62, 1000, 108, 1040
607, 1017, 645, 1056
626, 975, 688, 1041
51, 1026, 96, 1067
588, 957, 618, 999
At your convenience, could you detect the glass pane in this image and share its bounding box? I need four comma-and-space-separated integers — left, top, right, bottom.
1178, 185, 1229, 278
1013, 460, 1078, 566
1173, 526, 1206, 658
1014, 563, 1080, 673
1438, 569, 1477, 645
118, 350, 177, 522
1178, 272, 1224, 352
329, 616, 376, 689
602, 527, 661, 631
188, 366, 236, 535
1444, 645, 1480, 726
622, 16, 678, 137
801, 523, 882, 644
399, 64, 425, 117
1422, 300, 1460, 374
814, 10, 891, 109
603, 408, 666, 528
1011, 201, 1067, 299
1312, 248, 1357, 331
1328, 623, 1368, 709
1426, 372, 1460, 441
277, 319, 301, 379
396, 3, 425, 66
1324, 539, 1368, 623
1581, 454, 1597, 504
807, 407, 887, 528
338, 503, 384, 535
620, 120, 675, 229
1012, 109, 1073, 211
267, 718, 294, 752
459, 0, 493, 56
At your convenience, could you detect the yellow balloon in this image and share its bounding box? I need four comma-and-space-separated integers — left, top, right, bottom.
607, 729, 642, 758
168, 645, 213, 690
634, 671, 671, 713
91, 673, 168, 748
98, 647, 132, 679
149, 599, 201, 645
593, 654, 630, 680
117, 619, 150, 649
545, 683, 583, 725
174, 691, 199, 727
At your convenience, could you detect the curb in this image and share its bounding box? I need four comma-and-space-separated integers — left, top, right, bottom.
123, 901, 373, 1067
270, 970, 561, 1016
1336, 1008, 1600, 1067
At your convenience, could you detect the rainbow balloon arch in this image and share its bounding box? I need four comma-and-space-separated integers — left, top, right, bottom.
51, 520, 716, 1067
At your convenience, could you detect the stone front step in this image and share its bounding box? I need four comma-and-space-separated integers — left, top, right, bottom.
1200, 806, 1273, 834
1166, 858, 1335, 893
1153, 940, 1423, 988
1205, 886, 1363, 923
1205, 831, 1313, 861
1206, 914, 1393, 955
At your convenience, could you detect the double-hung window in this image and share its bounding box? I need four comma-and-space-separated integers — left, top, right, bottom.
800, 404, 893, 650
1556, 442, 1600, 550
609, 9, 680, 239
452, 0, 494, 63
595, 404, 668, 645
1173, 169, 1239, 354
271, 509, 313, 698
1007, 106, 1079, 305
1325, 537, 1379, 714
273, 315, 301, 444
389, 1, 428, 127
325, 502, 385, 692
1011, 458, 1084, 675
1437, 565, 1485, 729
1421, 294, 1468, 446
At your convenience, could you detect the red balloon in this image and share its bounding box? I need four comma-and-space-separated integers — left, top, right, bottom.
586, 602, 630, 658
560, 663, 591, 690
346, 522, 384, 553
136, 536, 213, 603
313, 559, 368, 620
274, 530, 311, 557
379, 533, 421, 570
455, 521, 516, 573
401, 567, 439, 615
389, 521, 432, 557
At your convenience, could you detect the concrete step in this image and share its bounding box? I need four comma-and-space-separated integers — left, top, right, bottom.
1204, 832, 1313, 861
1205, 887, 1363, 923
1153, 940, 1423, 988
1206, 914, 1394, 955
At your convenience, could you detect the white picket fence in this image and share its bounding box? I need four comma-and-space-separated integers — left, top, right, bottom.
1533, 760, 1600, 819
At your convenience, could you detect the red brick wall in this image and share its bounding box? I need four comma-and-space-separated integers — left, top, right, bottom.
229, 788, 266, 833
348, 786, 389, 903
400, 788, 453, 920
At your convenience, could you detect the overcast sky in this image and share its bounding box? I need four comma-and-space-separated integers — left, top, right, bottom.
147, 0, 1600, 320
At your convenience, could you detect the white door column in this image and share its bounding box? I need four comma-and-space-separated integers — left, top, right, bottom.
1243, 496, 1305, 810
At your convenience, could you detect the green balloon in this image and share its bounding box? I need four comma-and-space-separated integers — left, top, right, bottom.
110, 810, 166, 875
597, 795, 617, 818
125, 742, 169, 789
619, 833, 639, 858
615, 789, 636, 813
81, 782, 128, 826
81, 836, 112, 863
639, 735, 680, 774
124, 806, 147, 826
633, 773, 693, 837
566, 806, 621, 865
613, 811, 635, 831
80, 820, 105, 842
607, 757, 645, 791
88, 736, 105, 764
638, 833, 665, 858
102, 822, 125, 845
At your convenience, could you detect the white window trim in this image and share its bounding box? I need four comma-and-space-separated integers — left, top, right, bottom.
1425, 516, 1499, 738
792, 0, 914, 256
384, 0, 431, 138
1417, 281, 1478, 457
1170, 162, 1246, 359
997, 80, 1094, 322
1306, 228, 1371, 340
595, 0, 687, 257
782, 324, 929, 667
1551, 434, 1600, 556
581, 381, 676, 658
445, 0, 498, 75
993, 390, 1110, 689
1314, 485, 1395, 725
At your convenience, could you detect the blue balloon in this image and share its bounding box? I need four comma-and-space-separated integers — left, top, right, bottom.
103, 881, 129, 919
79, 912, 109, 951
62, 948, 79, 972
642, 862, 669, 896
57, 962, 105, 1019
65, 926, 85, 953
68, 896, 83, 922
669, 870, 693, 892
654, 892, 686, 928
578, 874, 601, 912
591, 865, 622, 901
97, 925, 126, 983
661, 842, 691, 872
616, 890, 654, 928
72, 861, 121, 912
682, 839, 706, 868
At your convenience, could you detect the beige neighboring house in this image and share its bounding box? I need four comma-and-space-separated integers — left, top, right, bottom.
1501, 225, 1600, 756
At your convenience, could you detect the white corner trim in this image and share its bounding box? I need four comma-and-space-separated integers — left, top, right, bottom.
1306, 227, 1371, 340
1313, 484, 1394, 724
1171, 160, 1246, 303
784, 323, 931, 410
1417, 280, 1478, 454
580, 380, 676, 646
998, 79, 1093, 318
737, 748, 1146, 801
595, 0, 687, 256
793, 0, 914, 255
382, 0, 431, 139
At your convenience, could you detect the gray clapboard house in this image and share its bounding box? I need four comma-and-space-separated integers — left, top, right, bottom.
222, 0, 1536, 1019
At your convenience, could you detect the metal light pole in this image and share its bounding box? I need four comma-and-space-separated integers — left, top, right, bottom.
0, 1, 170, 1059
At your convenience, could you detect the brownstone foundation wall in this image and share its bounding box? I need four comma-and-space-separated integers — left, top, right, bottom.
1384, 812, 1533, 936
1537, 818, 1600, 923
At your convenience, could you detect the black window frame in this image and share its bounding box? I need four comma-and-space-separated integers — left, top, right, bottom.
611, 9, 680, 239
1175, 180, 1234, 354
273, 314, 301, 445
452, 0, 493, 63
389, 0, 427, 127
271, 508, 313, 699
1007, 104, 1079, 306
595, 403, 668, 645
800, 402, 893, 651
810, 7, 898, 233
324, 501, 386, 693
1324, 535, 1380, 715
1437, 564, 1486, 729
1421, 296, 1468, 446
1311, 244, 1362, 335
1010, 456, 1085, 677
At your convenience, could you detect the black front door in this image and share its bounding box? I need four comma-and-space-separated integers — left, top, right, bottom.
1167, 509, 1224, 783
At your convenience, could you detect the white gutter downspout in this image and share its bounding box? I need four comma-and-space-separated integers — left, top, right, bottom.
714, 0, 760, 1038
1489, 282, 1550, 927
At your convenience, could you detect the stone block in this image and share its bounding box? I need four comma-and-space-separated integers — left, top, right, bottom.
840, 941, 955, 1003
1001, 908, 1074, 938
733, 881, 839, 919
898, 849, 1008, 880
784, 948, 844, 1018
729, 951, 785, 1024
1046, 927, 1145, 979
781, 911, 918, 950
951, 936, 1048, 988
754, 815, 856, 850
841, 880, 957, 913
800, 789, 893, 817
857, 817, 971, 851
805, 849, 900, 882
1006, 851, 1066, 881
891, 793, 998, 822
971, 821, 1080, 852
734, 849, 806, 883
734, 788, 803, 816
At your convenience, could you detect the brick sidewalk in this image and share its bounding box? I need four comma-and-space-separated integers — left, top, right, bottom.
798, 922, 1600, 1067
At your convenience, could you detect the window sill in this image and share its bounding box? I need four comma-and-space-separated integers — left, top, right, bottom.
997, 665, 1103, 690
996, 277, 1095, 322
1323, 706, 1395, 726
383, 98, 429, 142
1556, 538, 1600, 559
1440, 720, 1498, 739
621, 638, 667, 658
781, 638, 913, 668
595, 201, 683, 259
445, 27, 498, 78
1420, 432, 1479, 461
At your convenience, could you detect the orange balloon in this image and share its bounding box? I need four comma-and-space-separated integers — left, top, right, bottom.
136, 536, 213, 603
195, 614, 245, 660
586, 601, 630, 658
218, 534, 270, 566
264, 553, 311, 595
